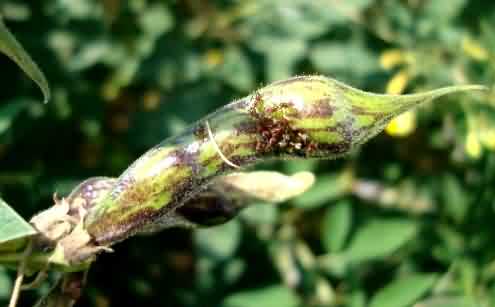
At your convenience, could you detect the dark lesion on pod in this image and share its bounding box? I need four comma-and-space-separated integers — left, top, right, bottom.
176, 191, 241, 227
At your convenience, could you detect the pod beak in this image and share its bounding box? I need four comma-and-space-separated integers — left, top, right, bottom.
339, 81, 487, 118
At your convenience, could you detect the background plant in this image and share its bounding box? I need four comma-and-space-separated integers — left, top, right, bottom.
0, 1, 494, 307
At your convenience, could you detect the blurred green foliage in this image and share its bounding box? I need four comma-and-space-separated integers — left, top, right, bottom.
0, 0, 495, 306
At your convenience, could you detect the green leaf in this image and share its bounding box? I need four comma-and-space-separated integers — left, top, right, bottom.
318, 253, 349, 277
322, 200, 353, 253
345, 218, 417, 263
68, 40, 110, 71
0, 17, 50, 103
310, 42, 378, 81
369, 274, 437, 307
138, 3, 174, 38
0, 267, 12, 299
223, 285, 298, 307
292, 171, 353, 209
251, 38, 306, 82
250, 0, 338, 40
422, 0, 466, 23
413, 296, 474, 307
240, 202, 278, 226
441, 175, 469, 224
195, 220, 241, 262
219, 46, 255, 92
0, 100, 29, 135
346, 0, 374, 10
0, 198, 37, 245
348, 291, 366, 307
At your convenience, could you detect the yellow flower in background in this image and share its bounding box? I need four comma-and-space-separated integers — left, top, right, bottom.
465, 131, 482, 159
204, 49, 224, 68
385, 111, 417, 137
380, 49, 405, 70
462, 37, 489, 61
380, 49, 415, 70
463, 113, 495, 157
463, 113, 495, 158
386, 70, 410, 95
384, 70, 416, 137
480, 129, 495, 150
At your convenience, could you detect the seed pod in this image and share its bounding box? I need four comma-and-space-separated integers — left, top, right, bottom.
84, 75, 485, 246
62, 171, 313, 233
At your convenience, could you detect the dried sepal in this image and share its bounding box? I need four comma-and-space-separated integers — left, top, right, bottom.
30, 197, 76, 246
48, 207, 111, 267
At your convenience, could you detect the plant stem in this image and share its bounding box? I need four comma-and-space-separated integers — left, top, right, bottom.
0, 252, 49, 265
8, 240, 32, 307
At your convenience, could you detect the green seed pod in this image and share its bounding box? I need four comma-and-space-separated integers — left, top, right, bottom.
66, 177, 242, 230
63, 171, 313, 232
84, 75, 484, 246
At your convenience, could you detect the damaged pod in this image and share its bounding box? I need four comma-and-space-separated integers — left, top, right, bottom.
62, 171, 314, 233
84, 75, 485, 246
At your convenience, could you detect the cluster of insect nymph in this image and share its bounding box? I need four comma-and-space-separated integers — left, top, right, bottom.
248, 91, 318, 156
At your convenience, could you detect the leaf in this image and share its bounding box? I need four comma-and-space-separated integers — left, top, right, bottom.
0, 267, 12, 299
195, 221, 243, 291
348, 291, 366, 307
310, 42, 378, 81
345, 218, 417, 263
441, 175, 469, 223
195, 220, 241, 262
413, 296, 474, 307
222, 259, 246, 285
292, 171, 353, 209
219, 46, 255, 91
222, 285, 298, 307
0, 198, 37, 245
260, 38, 307, 82
322, 200, 353, 253
422, 0, 466, 23
369, 274, 437, 307
138, 3, 174, 38
240, 202, 278, 226
248, 0, 338, 40
0, 100, 29, 135
345, 0, 374, 10
0, 17, 50, 103
68, 40, 110, 71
